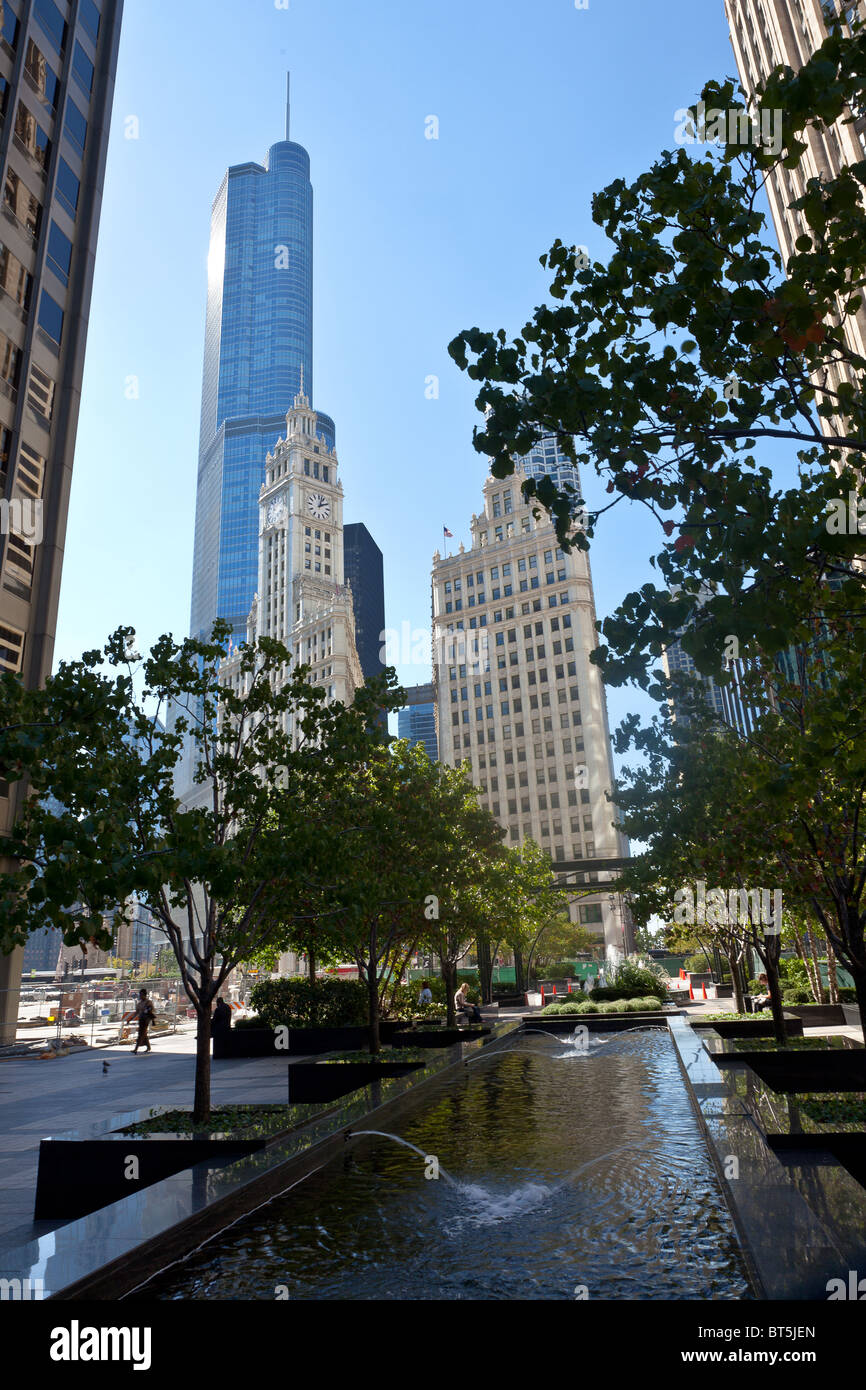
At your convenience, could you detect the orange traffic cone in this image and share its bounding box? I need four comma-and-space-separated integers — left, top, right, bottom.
689, 980, 695, 1000
702, 981, 708, 1001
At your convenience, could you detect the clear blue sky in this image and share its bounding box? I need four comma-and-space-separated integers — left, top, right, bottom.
55, 0, 742, 758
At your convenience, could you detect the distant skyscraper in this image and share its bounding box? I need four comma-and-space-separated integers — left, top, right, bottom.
0, 0, 124, 1043
189, 79, 335, 642
519, 433, 583, 505
397, 682, 437, 760
343, 522, 385, 686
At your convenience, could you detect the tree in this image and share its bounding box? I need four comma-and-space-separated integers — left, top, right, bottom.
448, 19, 866, 690
0, 623, 399, 1120
533, 917, 598, 973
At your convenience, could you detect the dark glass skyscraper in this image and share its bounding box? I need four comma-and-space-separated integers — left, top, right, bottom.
343, 521, 385, 687
189, 88, 334, 640
397, 683, 437, 761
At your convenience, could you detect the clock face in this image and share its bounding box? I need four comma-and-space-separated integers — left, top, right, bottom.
307, 492, 330, 520
266, 496, 287, 526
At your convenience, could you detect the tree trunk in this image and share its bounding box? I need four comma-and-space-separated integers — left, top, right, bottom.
193, 1004, 213, 1125
367, 956, 380, 1054
513, 948, 526, 995
807, 926, 826, 1003
441, 959, 457, 1027
827, 940, 839, 1005
476, 932, 493, 1005
757, 930, 786, 1043
726, 952, 744, 1015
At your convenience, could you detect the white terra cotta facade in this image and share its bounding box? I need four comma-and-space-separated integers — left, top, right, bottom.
432, 465, 631, 958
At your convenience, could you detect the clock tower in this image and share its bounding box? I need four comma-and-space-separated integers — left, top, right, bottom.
224, 379, 362, 726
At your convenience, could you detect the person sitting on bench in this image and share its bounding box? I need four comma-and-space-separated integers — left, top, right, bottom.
455, 983, 482, 1024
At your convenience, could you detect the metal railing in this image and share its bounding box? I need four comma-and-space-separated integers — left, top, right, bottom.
0, 977, 198, 1050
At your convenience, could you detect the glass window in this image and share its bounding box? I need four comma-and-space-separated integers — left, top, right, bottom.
0, 241, 31, 309
3, 168, 41, 237
36, 286, 61, 347
25, 39, 61, 109
0, 328, 21, 388
80, 0, 100, 43
72, 41, 94, 95
27, 360, 54, 419
46, 220, 72, 285
55, 157, 79, 218
2, 1, 19, 52
35, 0, 67, 52
64, 96, 87, 154
14, 101, 51, 170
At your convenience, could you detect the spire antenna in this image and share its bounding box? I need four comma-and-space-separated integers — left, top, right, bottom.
286, 72, 291, 140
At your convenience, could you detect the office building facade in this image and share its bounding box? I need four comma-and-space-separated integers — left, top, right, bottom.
0, 0, 123, 1042
725, 0, 866, 417
397, 681, 437, 760
431, 464, 631, 957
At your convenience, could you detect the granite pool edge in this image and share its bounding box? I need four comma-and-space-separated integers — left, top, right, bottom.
667, 1014, 866, 1301
2, 1022, 520, 1301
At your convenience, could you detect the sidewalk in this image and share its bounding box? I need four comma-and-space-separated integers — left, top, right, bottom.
0, 1033, 292, 1255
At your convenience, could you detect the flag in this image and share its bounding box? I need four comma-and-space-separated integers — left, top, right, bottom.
443, 526, 453, 538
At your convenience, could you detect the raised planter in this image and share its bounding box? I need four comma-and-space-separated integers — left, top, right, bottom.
287, 1059, 424, 1104
715, 1046, 866, 1094
782, 1003, 846, 1028
391, 1028, 490, 1048
214, 1023, 404, 1058
35, 1132, 268, 1221
521, 1011, 670, 1032
212, 1027, 277, 1059
692, 1015, 804, 1039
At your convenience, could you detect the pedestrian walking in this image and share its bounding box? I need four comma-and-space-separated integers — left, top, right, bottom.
124, 989, 155, 1053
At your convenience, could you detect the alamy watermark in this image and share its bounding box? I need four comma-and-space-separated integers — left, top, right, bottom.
673, 880, 782, 932
674, 100, 783, 157
0, 497, 42, 544
379, 623, 490, 673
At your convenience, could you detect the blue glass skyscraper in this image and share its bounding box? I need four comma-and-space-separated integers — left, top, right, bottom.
519, 433, 581, 505
190, 83, 334, 639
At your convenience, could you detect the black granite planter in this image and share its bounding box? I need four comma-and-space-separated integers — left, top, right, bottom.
715, 1046, 866, 1093
212, 1027, 278, 1059
391, 1028, 490, 1048
287, 1059, 424, 1104
35, 1135, 267, 1221
692, 1015, 804, 1038
521, 1012, 670, 1032
782, 1003, 846, 1028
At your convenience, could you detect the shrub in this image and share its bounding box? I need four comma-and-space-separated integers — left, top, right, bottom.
383, 981, 446, 1023
249, 977, 368, 1030
610, 956, 669, 1001
596, 1001, 620, 1014
684, 952, 713, 974
540, 1002, 563, 1016
839, 988, 856, 1002
782, 988, 811, 1005
559, 1001, 584, 1015
234, 1014, 268, 1030
589, 986, 649, 1003
573, 1000, 599, 1013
